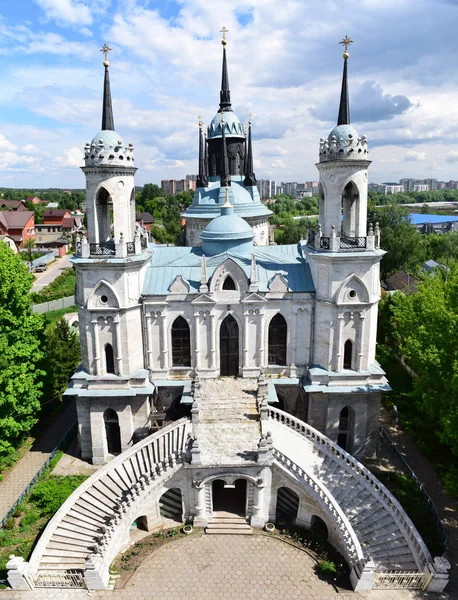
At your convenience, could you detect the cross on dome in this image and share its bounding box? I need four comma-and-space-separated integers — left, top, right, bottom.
339, 35, 354, 59
100, 43, 112, 67
220, 26, 228, 46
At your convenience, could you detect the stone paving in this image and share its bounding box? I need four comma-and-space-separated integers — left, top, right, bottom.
0, 534, 448, 599
195, 378, 260, 465
0, 400, 77, 522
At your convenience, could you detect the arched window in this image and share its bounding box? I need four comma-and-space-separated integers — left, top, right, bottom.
343, 340, 352, 370
104, 408, 121, 454
105, 343, 115, 374
268, 314, 287, 365
222, 275, 236, 290
171, 316, 191, 367
95, 187, 113, 243
342, 181, 359, 237
337, 406, 354, 452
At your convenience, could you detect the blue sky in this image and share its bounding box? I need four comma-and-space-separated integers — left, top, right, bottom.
0, 0, 457, 187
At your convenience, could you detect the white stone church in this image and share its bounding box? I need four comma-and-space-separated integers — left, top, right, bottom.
7, 38, 449, 593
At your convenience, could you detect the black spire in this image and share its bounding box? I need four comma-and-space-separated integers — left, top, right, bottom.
196, 121, 208, 188
244, 119, 256, 187
100, 44, 115, 131
337, 36, 354, 126
204, 133, 208, 181
337, 57, 350, 125
220, 116, 230, 186
219, 32, 232, 113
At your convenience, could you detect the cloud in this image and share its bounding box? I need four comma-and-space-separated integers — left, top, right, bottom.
445, 151, 458, 163
34, 0, 92, 26
403, 150, 426, 161
55, 146, 84, 167
310, 81, 414, 124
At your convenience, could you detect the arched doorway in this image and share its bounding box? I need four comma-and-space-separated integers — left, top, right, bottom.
171, 316, 191, 366
275, 487, 299, 524
220, 315, 239, 376
337, 406, 355, 452
104, 408, 121, 455
105, 343, 115, 374
212, 479, 246, 515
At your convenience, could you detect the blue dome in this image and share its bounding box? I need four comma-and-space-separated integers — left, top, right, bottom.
201, 204, 254, 255
327, 124, 359, 146
207, 111, 245, 140
91, 130, 125, 150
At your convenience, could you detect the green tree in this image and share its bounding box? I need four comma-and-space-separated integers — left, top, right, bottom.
42, 319, 81, 401
0, 243, 45, 463
388, 267, 458, 461
141, 183, 163, 204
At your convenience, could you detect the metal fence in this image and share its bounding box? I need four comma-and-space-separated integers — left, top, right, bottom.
379, 423, 448, 555
32, 295, 75, 314
31, 570, 86, 589
374, 571, 432, 590
0, 421, 77, 529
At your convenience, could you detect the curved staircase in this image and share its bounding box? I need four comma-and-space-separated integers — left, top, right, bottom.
264, 407, 432, 573
28, 419, 191, 584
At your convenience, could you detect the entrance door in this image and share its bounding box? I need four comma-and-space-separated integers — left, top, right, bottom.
220, 315, 239, 376
104, 408, 121, 454
212, 479, 247, 514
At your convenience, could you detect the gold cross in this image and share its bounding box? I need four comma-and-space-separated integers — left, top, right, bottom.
100, 43, 111, 66
220, 26, 228, 46
339, 35, 354, 54
248, 112, 253, 126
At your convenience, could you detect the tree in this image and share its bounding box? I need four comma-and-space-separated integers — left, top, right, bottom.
0, 242, 45, 464
388, 268, 458, 462
141, 183, 163, 204
43, 319, 81, 401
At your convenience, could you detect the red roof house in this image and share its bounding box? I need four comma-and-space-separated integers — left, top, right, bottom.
0, 211, 35, 248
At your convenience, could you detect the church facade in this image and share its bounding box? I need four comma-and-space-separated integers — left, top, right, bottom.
9, 37, 450, 594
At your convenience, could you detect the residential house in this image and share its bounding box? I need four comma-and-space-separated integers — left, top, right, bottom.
0, 234, 18, 253
136, 211, 154, 232
0, 211, 35, 248
35, 208, 75, 247
0, 199, 27, 211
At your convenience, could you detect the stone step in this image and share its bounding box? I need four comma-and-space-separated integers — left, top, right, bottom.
51, 534, 92, 548
374, 556, 418, 569
363, 531, 405, 550
38, 561, 86, 571
370, 545, 412, 559
41, 555, 87, 565
47, 542, 90, 554
205, 528, 253, 535
207, 522, 251, 530
54, 525, 98, 542
61, 516, 102, 534
71, 503, 107, 525
41, 548, 89, 558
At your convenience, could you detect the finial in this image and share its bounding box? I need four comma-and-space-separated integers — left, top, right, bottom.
100, 43, 112, 67
248, 112, 253, 126
223, 183, 232, 207
198, 114, 203, 130
220, 26, 228, 46
339, 35, 353, 59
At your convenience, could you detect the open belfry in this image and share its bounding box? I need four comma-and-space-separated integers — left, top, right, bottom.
8, 33, 449, 594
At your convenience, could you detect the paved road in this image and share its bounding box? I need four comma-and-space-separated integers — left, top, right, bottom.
31, 255, 72, 293
0, 534, 448, 599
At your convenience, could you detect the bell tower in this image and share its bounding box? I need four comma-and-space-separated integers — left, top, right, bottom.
303, 38, 389, 459
68, 46, 153, 465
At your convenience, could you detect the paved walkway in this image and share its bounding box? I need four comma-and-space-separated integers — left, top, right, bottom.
378, 406, 457, 598
0, 534, 449, 599
0, 400, 77, 522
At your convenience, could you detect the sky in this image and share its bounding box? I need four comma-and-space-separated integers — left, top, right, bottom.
0, 0, 458, 188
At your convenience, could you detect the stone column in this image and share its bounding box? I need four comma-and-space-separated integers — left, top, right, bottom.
335, 314, 344, 372
289, 312, 297, 377
208, 313, 215, 369
92, 318, 101, 375
257, 311, 265, 369
145, 312, 153, 369
159, 313, 168, 370
251, 482, 266, 529
193, 484, 207, 527
243, 311, 250, 369
193, 313, 200, 372
114, 319, 123, 375
356, 314, 365, 371
6, 556, 32, 591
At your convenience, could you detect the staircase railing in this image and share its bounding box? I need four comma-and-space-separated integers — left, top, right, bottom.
28, 418, 191, 574
265, 406, 432, 571
273, 448, 364, 566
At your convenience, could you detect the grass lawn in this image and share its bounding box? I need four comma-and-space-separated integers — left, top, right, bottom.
32, 268, 76, 303
42, 305, 77, 331
0, 451, 87, 584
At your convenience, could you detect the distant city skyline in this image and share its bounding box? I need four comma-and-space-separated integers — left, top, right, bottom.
0, 0, 457, 190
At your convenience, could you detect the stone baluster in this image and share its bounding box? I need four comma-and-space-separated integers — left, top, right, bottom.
159, 313, 168, 370
114, 319, 123, 375
91, 318, 101, 375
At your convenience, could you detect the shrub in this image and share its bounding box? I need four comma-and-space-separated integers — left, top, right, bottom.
315, 559, 337, 577
30, 475, 86, 515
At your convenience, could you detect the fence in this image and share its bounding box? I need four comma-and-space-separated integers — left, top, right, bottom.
374, 571, 432, 590
379, 423, 448, 555
0, 421, 77, 529
29, 252, 56, 272
32, 295, 75, 314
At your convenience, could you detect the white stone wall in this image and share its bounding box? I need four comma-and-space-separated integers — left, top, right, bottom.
185, 215, 270, 247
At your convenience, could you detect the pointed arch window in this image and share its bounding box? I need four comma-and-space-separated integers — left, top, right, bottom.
343, 340, 352, 370
268, 313, 287, 365
105, 343, 115, 374
104, 408, 121, 454
337, 406, 354, 452
171, 316, 191, 367
222, 275, 236, 290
